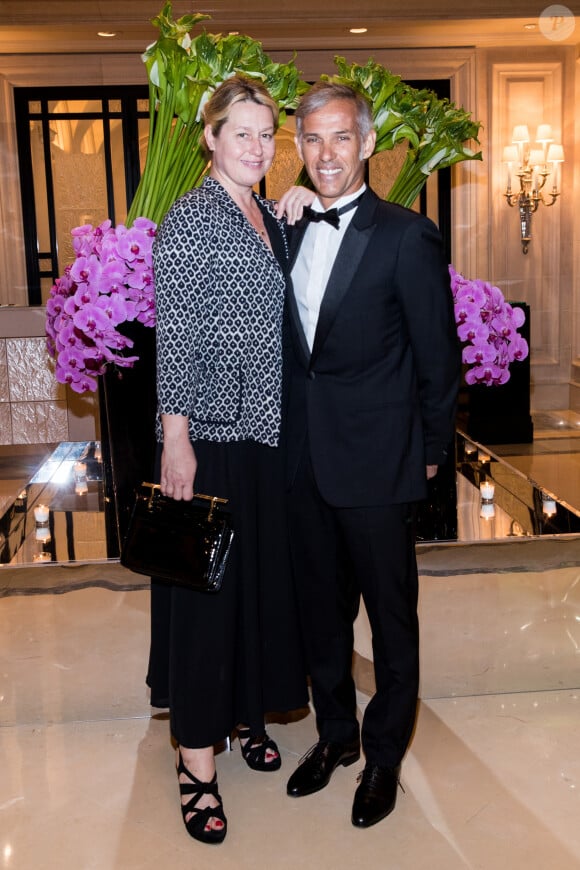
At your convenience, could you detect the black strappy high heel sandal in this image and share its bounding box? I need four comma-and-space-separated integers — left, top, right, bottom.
177, 751, 227, 844
237, 727, 282, 772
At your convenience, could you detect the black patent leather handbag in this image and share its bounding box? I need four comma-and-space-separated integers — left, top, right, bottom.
121, 483, 234, 592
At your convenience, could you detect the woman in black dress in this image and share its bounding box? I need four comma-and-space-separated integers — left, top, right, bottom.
147, 76, 310, 844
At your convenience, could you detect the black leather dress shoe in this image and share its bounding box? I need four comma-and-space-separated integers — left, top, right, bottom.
351, 763, 401, 828
287, 739, 360, 797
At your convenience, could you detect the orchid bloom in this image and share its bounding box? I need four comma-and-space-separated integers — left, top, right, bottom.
449, 266, 528, 386
45, 220, 158, 392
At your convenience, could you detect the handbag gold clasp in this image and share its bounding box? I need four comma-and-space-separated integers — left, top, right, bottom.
141, 482, 228, 518
142, 481, 160, 508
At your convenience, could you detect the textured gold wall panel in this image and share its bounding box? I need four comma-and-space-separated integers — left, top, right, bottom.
6, 338, 64, 402
0, 404, 12, 444
0, 341, 8, 403
10, 401, 68, 445
0, 337, 69, 444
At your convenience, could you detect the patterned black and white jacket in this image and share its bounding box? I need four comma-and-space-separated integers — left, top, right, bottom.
153, 177, 288, 448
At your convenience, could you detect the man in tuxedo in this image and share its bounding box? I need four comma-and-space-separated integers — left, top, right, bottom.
284, 81, 460, 828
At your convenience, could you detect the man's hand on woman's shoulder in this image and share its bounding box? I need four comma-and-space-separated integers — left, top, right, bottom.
275, 186, 316, 225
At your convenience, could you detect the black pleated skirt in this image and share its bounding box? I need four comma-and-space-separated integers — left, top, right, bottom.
146, 438, 308, 748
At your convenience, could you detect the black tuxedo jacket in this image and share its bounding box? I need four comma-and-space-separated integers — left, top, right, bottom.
285, 186, 461, 508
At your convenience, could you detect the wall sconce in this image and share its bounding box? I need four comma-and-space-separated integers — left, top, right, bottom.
503, 124, 564, 254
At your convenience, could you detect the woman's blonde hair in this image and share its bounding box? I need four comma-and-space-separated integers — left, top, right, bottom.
201, 75, 279, 154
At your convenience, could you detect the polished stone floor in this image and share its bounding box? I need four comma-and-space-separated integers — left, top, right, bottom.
2, 585, 580, 869
2, 413, 580, 868
492, 410, 580, 516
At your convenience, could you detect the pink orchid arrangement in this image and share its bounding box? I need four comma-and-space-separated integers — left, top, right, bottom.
45, 218, 157, 393
449, 266, 529, 386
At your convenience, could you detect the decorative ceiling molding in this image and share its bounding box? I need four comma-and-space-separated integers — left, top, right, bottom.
0, 2, 578, 54
0, 1, 567, 23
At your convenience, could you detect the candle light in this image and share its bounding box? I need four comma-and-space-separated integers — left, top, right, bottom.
529, 150, 544, 196
94, 443, 102, 462
502, 145, 518, 190
33, 504, 49, 523
480, 481, 495, 500
547, 144, 564, 192
32, 552, 51, 563
480, 503, 496, 520
74, 461, 87, 476
542, 495, 557, 517
35, 526, 51, 543
75, 480, 88, 496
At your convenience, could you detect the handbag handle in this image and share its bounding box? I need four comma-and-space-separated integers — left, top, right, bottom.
141, 482, 228, 520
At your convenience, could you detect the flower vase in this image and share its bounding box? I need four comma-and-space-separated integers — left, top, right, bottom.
98, 320, 157, 547
464, 302, 533, 445
415, 438, 458, 542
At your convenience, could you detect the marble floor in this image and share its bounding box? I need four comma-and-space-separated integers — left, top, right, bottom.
2, 413, 580, 869
2, 585, 580, 869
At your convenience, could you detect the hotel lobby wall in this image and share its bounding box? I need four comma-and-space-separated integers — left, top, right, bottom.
475, 46, 579, 412
0, 306, 98, 445
0, 42, 578, 413
571, 53, 580, 414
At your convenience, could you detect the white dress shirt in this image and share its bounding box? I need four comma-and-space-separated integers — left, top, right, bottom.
292, 185, 366, 351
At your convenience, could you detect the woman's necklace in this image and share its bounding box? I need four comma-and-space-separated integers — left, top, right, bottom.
245, 207, 270, 243
233, 189, 271, 245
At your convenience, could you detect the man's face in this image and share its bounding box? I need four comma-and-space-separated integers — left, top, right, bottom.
295, 98, 376, 208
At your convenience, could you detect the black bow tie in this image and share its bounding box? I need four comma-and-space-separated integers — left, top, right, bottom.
301, 194, 364, 230
303, 206, 340, 229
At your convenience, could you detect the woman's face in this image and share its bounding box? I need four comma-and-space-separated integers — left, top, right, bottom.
205, 100, 276, 192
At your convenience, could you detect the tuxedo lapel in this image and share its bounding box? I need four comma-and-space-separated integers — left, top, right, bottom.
288, 219, 309, 271
283, 220, 310, 366
310, 191, 377, 366
286, 275, 311, 365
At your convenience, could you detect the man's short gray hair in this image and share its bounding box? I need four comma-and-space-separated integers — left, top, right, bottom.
295, 82, 374, 140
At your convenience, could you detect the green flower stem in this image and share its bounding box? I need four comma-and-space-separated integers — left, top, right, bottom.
125, 2, 308, 228
127, 82, 179, 224
150, 120, 194, 212
155, 141, 207, 222
126, 6, 481, 227
386, 161, 429, 209
322, 56, 481, 208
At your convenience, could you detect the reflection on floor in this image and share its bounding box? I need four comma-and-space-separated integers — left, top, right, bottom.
2, 412, 580, 868
0, 443, 56, 515
492, 410, 580, 514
